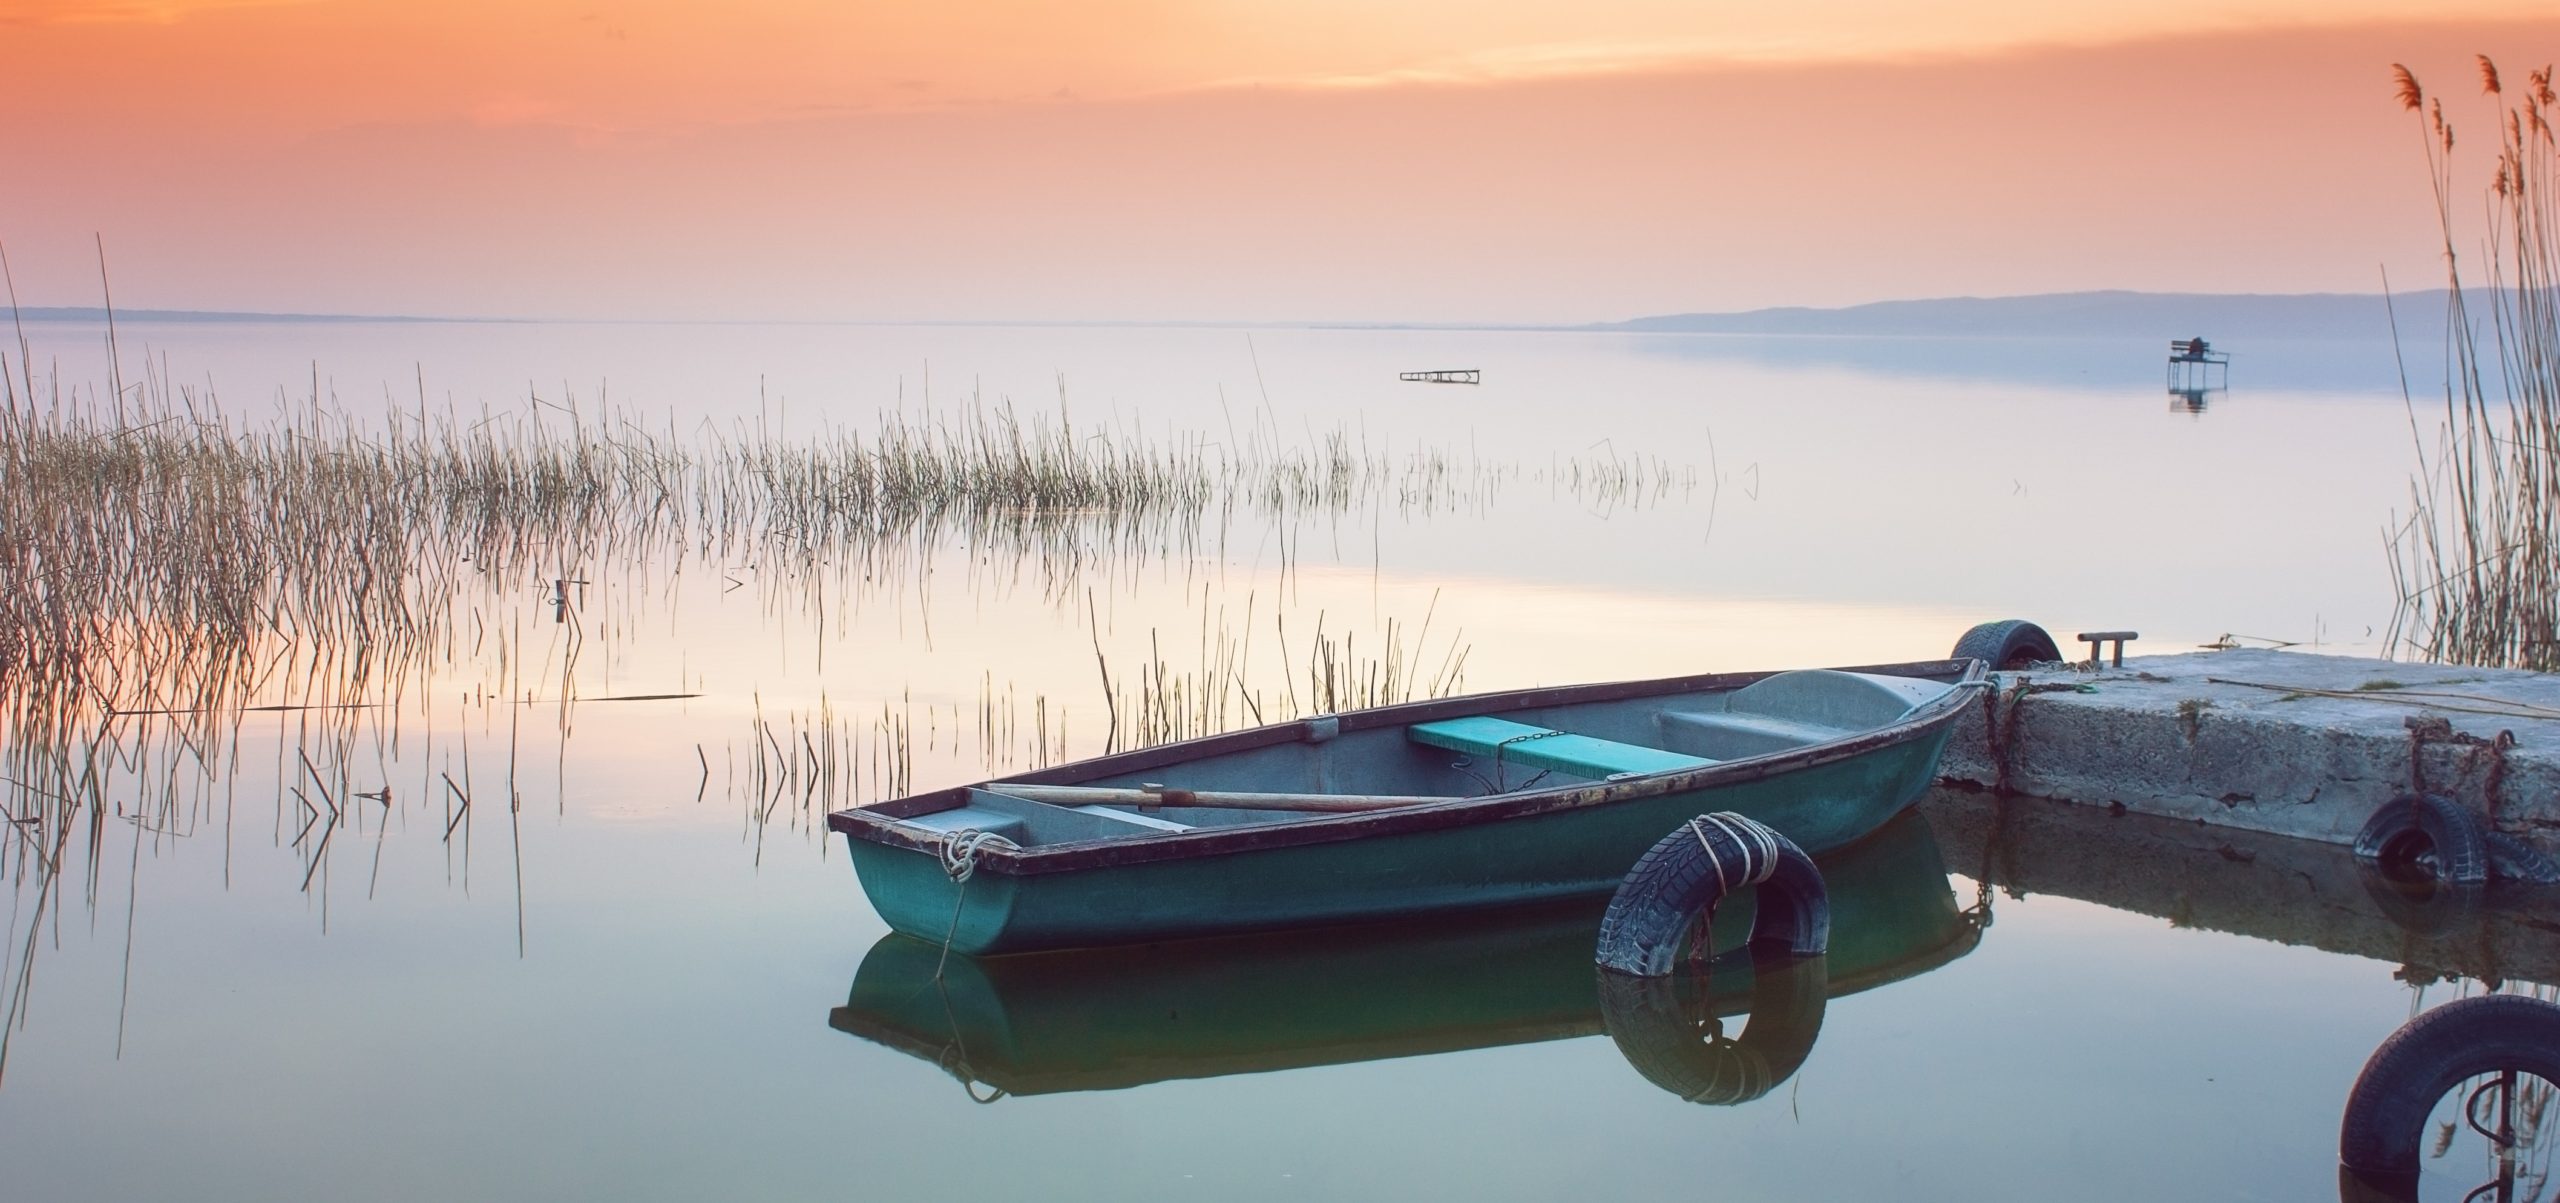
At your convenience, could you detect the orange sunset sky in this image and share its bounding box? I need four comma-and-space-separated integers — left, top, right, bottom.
2, 1, 2556, 322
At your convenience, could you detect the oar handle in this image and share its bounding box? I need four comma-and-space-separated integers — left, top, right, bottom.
986, 782, 1440, 813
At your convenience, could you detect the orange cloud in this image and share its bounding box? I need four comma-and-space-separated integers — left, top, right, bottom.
9, 1, 2556, 137
1, 9, 2554, 323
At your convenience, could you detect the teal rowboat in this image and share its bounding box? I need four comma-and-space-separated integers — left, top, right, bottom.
827, 657, 1987, 955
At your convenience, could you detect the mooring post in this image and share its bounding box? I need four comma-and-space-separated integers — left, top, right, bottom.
2077, 630, 2137, 669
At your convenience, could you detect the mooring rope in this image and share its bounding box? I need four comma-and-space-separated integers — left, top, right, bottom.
1688, 812, 1782, 895
1979, 675, 2087, 795
927, 978, 1011, 1105
937, 828, 1012, 883
932, 828, 1016, 981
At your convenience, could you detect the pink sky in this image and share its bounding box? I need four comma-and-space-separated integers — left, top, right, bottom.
0, 2, 2553, 322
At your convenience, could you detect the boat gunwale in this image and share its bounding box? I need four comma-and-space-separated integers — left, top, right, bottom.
826, 656, 1986, 877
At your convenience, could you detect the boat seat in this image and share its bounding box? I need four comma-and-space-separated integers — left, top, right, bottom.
893, 805, 1028, 841
1068, 804, 1195, 833
1724, 669, 1938, 728
1653, 670, 1941, 759
1408, 716, 1713, 780
1655, 711, 1844, 759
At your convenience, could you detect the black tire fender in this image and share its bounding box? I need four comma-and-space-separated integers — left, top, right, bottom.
1597, 952, 1828, 1105
1950, 620, 2063, 671
2339, 992, 2560, 1199
1595, 812, 1829, 977
2353, 793, 2492, 886
2487, 830, 2560, 885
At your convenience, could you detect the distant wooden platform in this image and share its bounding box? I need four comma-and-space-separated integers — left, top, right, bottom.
2166, 338, 2229, 392
2168, 338, 2230, 365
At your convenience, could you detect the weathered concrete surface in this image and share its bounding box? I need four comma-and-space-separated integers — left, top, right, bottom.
1937, 648, 2560, 847
1919, 788, 2560, 989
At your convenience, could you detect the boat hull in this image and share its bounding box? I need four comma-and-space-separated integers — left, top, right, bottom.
843, 692, 1962, 954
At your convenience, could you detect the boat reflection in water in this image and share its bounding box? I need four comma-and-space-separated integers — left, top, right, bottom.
829, 809, 1985, 1102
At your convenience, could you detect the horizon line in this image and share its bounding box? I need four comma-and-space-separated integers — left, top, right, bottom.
2, 286, 2455, 332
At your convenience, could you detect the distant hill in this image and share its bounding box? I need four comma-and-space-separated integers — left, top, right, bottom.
0, 291, 2483, 339
1597, 290, 2458, 341
10, 307, 458, 324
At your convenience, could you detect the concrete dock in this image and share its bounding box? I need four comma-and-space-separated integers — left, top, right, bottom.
1934, 647, 2560, 848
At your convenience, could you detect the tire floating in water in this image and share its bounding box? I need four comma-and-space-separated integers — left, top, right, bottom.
1595, 811, 1828, 978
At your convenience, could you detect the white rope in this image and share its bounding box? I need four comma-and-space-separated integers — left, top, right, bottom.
1688, 818, 1732, 895
932, 828, 1018, 981
938, 828, 1015, 883
1690, 812, 1783, 888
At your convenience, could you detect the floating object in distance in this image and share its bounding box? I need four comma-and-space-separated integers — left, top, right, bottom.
2168, 336, 2230, 366
1399, 369, 1480, 384
2167, 336, 2230, 402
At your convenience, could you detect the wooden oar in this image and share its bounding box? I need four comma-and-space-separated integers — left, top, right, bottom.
985, 782, 1451, 814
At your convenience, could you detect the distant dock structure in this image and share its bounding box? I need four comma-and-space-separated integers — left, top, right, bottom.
1399, 368, 1480, 385
2167, 337, 2228, 388
2166, 337, 2229, 412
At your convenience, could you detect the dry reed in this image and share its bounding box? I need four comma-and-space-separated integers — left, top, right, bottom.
2385, 59, 2560, 669
732, 596, 1471, 827
0, 328, 1670, 876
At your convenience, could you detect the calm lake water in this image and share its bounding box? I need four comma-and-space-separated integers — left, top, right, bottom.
1, 319, 2540, 1200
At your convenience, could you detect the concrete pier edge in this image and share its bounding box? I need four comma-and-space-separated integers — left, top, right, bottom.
1934, 647, 2560, 849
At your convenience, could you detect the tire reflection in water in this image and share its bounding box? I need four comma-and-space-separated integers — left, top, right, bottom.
1595, 952, 1828, 1105
2338, 992, 2560, 1202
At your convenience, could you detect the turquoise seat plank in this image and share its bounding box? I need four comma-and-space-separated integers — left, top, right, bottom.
1408, 716, 1713, 779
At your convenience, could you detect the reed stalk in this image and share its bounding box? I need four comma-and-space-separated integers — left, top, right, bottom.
2387, 59, 2560, 669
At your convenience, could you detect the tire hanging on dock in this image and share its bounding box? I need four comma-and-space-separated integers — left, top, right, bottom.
2352, 794, 2492, 885
1949, 619, 2063, 671
2351, 794, 2493, 936
2351, 794, 2560, 934
1594, 812, 1828, 977
2487, 830, 2560, 885
2338, 992, 2560, 1202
